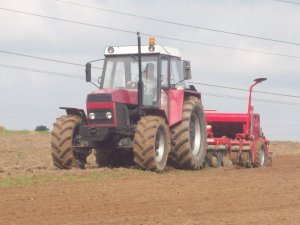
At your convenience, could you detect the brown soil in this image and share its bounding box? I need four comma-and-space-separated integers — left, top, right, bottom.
0, 133, 300, 225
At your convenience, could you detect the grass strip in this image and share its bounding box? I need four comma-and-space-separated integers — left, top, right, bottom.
0, 169, 131, 187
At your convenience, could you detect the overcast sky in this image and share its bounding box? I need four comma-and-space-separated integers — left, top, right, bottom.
0, 0, 300, 141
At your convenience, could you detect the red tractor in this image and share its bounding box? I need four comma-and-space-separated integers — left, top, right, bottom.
51, 34, 207, 172
205, 78, 272, 168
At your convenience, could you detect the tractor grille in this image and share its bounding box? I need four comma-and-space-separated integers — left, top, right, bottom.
87, 94, 112, 102
88, 109, 113, 125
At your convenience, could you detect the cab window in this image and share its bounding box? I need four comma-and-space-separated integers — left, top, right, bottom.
161, 59, 168, 87
170, 58, 185, 88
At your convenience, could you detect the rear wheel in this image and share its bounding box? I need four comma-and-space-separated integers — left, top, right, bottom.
133, 116, 170, 172
253, 141, 266, 167
51, 115, 84, 169
170, 96, 207, 170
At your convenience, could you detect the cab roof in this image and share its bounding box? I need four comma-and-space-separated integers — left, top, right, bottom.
104, 44, 181, 58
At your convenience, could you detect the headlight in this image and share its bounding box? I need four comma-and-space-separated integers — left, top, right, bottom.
89, 112, 95, 120
106, 112, 113, 119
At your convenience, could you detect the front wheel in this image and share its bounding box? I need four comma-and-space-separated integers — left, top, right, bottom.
133, 116, 170, 172
51, 115, 87, 169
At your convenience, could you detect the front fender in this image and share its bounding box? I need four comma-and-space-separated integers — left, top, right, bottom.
59, 107, 88, 125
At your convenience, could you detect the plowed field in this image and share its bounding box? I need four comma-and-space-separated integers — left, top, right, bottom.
0, 132, 300, 225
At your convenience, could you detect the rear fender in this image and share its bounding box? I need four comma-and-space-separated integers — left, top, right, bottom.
59, 107, 88, 125
169, 89, 201, 126
184, 89, 201, 100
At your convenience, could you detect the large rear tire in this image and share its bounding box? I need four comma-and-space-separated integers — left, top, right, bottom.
133, 116, 170, 172
170, 96, 207, 170
51, 115, 82, 169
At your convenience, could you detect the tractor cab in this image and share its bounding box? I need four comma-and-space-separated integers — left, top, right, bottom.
86, 37, 191, 110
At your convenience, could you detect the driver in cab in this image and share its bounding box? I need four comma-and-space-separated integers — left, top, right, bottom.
127, 63, 157, 105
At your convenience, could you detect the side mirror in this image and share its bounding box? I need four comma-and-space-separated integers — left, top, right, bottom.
183, 61, 191, 80
85, 63, 91, 82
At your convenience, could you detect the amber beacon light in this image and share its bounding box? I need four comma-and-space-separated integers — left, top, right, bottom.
148, 36, 156, 51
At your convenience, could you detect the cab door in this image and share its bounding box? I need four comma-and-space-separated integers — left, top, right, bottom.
168, 58, 185, 126
160, 57, 185, 126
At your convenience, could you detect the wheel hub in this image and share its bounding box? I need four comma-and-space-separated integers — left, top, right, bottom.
260, 148, 265, 166
155, 128, 165, 164
189, 112, 201, 157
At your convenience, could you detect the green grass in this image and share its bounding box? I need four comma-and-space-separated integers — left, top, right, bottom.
0, 170, 131, 187
0, 129, 31, 135
0, 130, 50, 135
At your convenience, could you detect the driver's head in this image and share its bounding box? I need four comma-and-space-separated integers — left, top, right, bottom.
145, 63, 155, 79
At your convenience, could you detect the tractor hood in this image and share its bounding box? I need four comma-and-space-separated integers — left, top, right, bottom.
87, 89, 138, 105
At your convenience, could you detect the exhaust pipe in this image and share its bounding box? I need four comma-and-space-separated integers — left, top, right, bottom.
137, 32, 144, 119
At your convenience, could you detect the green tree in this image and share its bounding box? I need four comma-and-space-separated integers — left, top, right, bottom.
35, 125, 49, 132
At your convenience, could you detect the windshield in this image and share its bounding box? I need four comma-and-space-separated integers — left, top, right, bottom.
102, 55, 158, 88
102, 55, 158, 105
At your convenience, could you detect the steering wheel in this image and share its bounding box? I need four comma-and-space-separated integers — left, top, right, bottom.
126, 81, 137, 89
